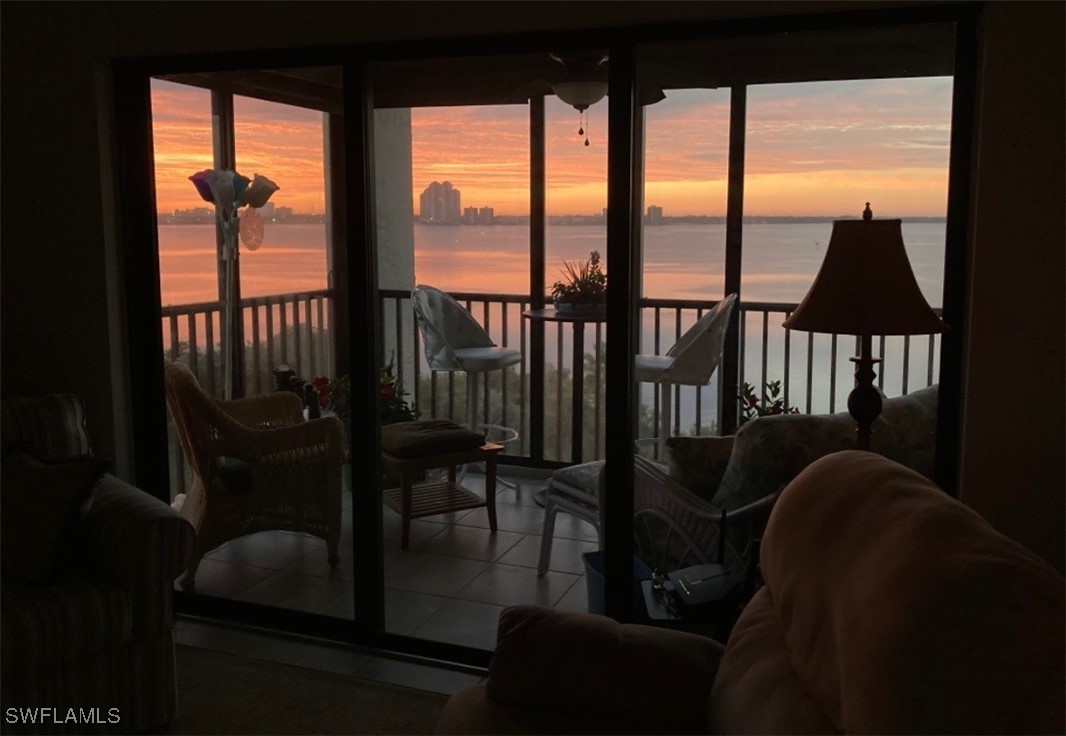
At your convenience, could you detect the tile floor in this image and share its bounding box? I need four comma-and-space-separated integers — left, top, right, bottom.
180, 469, 597, 651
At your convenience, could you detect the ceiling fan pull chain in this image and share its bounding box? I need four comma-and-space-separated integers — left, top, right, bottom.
584, 111, 590, 146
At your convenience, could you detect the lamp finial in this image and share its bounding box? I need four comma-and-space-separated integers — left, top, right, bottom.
863, 202, 872, 221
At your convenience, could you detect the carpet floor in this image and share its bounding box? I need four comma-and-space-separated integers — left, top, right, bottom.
161, 645, 450, 735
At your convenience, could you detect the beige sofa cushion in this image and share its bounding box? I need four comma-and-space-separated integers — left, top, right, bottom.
714, 450, 1065, 734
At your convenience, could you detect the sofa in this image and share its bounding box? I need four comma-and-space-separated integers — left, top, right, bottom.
634, 384, 939, 572
0, 394, 195, 734
436, 450, 1065, 735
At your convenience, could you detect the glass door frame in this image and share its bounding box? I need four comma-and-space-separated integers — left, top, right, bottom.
112, 1, 980, 667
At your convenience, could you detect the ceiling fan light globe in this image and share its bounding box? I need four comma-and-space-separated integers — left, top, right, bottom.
552, 81, 608, 111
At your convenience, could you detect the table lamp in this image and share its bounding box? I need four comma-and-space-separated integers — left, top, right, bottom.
782, 204, 946, 451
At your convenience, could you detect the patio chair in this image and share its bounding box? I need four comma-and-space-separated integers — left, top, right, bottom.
537, 460, 604, 576
163, 359, 345, 589
411, 284, 522, 444
636, 293, 736, 461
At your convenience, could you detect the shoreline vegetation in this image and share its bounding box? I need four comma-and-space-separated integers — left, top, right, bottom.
158, 213, 948, 226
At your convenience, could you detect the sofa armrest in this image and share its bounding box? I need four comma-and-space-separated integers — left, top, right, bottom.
485, 606, 723, 732
79, 474, 195, 635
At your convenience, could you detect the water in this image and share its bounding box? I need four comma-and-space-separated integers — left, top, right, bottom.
159, 221, 946, 307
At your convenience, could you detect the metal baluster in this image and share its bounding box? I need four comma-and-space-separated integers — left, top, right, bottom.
783, 311, 792, 413
205, 310, 216, 397
653, 307, 661, 442
674, 308, 682, 437
305, 297, 314, 379
266, 304, 276, 376
252, 304, 261, 394
927, 334, 935, 387
519, 301, 527, 456
805, 332, 813, 415
902, 335, 911, 394
594, 321, 602, 458
316, 298, 326, 379
278, 300, 288, 367
878, 335, 887, 391
760, 310, 769, 396
483, 301, 490, 426
394, 297, 404, 393
694, 309, 703, 436
556, 323, 564, 461
830, 334, 838, 412
501, 301, 509, 434
292, 299, 302, 378
169, 314, 179, 361
187, 314, 199, 384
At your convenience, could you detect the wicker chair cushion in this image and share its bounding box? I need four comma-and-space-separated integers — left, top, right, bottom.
382, 420, 485, 459
1, 452, 107, 582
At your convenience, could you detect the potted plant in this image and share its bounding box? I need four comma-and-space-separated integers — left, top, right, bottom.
311, 359, 417, 435
736, 380, 800, 429
312, 358, 420, 489
551, 250, 607, 311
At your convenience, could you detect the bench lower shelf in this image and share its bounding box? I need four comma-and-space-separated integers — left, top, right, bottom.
382, 481, 487, 520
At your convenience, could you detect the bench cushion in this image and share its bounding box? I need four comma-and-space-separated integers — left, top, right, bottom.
382, 420, 485, 459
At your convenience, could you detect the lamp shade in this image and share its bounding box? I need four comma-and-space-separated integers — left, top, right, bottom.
782, 218, 946, 336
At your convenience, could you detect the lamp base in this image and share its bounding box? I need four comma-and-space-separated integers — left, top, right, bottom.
848, 335, 882, 452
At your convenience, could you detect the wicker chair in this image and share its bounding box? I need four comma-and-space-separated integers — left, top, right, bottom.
632, 455, 778, 576
163, 359, 345, 589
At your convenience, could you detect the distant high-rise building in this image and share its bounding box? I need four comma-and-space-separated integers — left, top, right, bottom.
477, 206, 494, 225
646, 205, 664, 225
419, 181, 462, 224
275, 206, 294, 220
463, 206, 479, 225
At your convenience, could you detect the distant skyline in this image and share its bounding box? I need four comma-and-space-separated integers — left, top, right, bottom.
150, 76, 952, 219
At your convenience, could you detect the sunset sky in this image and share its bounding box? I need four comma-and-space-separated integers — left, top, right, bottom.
151, 75, 952, 218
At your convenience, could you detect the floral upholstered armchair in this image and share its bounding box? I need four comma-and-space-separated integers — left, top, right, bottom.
633, 385, 939, 574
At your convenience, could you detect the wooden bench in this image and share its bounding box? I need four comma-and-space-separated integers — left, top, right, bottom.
381, 443, 503, 549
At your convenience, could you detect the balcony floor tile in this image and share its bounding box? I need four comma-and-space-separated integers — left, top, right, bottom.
456, 562, 580, 608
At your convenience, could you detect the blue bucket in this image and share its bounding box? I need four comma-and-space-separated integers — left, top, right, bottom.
582, 551, 653, 619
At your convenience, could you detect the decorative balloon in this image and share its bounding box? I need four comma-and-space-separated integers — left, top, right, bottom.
240, 206, 265, 251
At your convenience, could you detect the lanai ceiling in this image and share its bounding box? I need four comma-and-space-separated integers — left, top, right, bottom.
161, 22, 954, 112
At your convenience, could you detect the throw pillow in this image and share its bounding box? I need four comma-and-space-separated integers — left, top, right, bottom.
1, 452, 107, 583
665, 435, 735, 502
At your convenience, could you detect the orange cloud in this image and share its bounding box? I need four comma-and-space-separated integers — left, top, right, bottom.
153, 76, 952, 219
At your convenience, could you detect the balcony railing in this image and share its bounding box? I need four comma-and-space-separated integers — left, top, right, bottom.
161, 287, 940, 492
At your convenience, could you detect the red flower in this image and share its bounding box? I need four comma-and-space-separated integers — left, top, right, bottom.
312, 377, 331, 409
748, 395, 758, 408
380, 382, 396, 401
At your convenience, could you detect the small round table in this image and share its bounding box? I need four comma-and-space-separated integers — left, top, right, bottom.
522, 306, 607, 465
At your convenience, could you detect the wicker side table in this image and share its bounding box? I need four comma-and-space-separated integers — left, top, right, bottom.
381, 443, 503, 549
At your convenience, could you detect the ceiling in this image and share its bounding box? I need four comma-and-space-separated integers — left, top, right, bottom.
161, 22, 954, 113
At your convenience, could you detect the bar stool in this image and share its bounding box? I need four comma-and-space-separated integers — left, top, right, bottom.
411, 285, 523, 446
636, 293, 737, 460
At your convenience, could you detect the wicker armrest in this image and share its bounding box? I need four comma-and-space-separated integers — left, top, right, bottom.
243, 415, 346, 463
485, 606, 722, 732
218, 391, 304, 429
